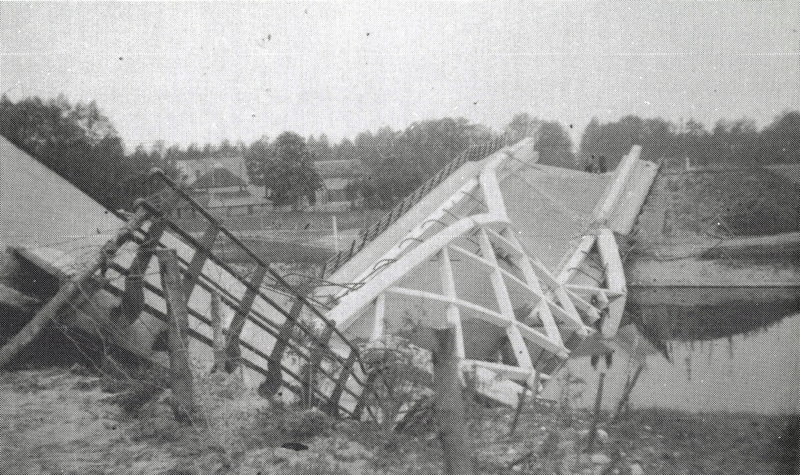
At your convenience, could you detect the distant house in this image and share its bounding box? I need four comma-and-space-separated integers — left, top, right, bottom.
313, 159, 364, 211
184, 165, 269, 217
193, 165, 247, 191
175, 156, 249, 187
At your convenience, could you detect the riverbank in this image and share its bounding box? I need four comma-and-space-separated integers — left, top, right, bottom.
1, 365, 795, 474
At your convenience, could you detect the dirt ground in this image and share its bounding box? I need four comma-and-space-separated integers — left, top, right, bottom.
0, 365, 795, 474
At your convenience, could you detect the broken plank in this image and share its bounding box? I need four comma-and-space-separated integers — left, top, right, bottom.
0, 282, 40, 312
0, 206, 152, 369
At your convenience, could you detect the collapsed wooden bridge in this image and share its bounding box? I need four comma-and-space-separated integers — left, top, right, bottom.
0, 135, 655, 415
316, 138, 659, 405
3, 134, 794, 424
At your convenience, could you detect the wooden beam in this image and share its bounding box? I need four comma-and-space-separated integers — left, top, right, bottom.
352, 370, 379, 421
181, 221, 219, 296
461, 359, 548, 382
449, 243, 545, 304
0, 282, 40, 313
385, 286, 510, 329
370, 293, 386, 342
210, 289, 226, 373
260, 297, 304, 398
0, 206, 152, 369
157, 248, 195, 423
593, 145, 642, 223
121, 219, 168, 324
225, 264, 268, 369
438, 248, 465, 359
597, 229, 627, 336
433, 327, 474, 475
478, 229, 533, 369
324, 350, 358, 417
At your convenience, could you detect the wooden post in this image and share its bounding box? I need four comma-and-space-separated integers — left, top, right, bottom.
157, 249, 195, 423
585, 372, 606, 453
433, 327, 474, 475
210, 290, 226, 373
612, 364, 644, 423
509, 371, 540, 437
508, 383, 527, 437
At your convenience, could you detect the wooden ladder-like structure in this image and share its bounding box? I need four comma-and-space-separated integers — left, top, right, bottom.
1, 170, 378, 419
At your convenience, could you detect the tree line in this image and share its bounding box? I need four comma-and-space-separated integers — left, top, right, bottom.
2, 94, 798, 212
579, 112, 800, 169
0, 95, 176, 211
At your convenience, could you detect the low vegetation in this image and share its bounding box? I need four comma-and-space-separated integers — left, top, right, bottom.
1, 360, 795, 474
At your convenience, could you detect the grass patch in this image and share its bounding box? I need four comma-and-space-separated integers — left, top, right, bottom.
663, 167, 798, 236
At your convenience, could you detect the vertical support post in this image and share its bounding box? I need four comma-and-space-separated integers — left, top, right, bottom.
585, 372, 606, 453
509, 370, 540, 437
210, 290, 226, 373
370, 293, 387, 343
433, 327, 474, 475
508, 383, 527, 437
259, 297, 304, 399
225, 264, 267, 371
612, 364, 644, 422
158, 248, 195, 423
332, 215, 339, 253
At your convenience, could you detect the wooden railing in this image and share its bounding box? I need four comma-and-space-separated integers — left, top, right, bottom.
320, 135, 509, 279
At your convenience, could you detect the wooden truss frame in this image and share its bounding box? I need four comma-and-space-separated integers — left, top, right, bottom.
327, 142, 643, 390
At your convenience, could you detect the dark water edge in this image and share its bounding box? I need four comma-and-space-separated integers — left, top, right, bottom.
626, 286, 800, 353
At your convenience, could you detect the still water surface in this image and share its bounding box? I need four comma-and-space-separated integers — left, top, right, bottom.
542, 287, 800, 414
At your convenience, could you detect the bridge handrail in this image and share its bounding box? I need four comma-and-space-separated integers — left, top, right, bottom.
321, 135, 510, 279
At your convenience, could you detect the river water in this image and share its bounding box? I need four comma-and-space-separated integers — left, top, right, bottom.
541, 287, 800, 414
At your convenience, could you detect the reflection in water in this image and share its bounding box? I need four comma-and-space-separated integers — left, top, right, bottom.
543, 286, 800, 414
626, 286, 800, 360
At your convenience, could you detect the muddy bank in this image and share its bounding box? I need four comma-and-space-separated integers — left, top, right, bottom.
0, 365, 795, 474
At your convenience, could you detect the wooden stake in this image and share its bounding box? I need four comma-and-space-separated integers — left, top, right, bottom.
158, 249, 195, 423
585, 372, 606, 453
210, 289, 226, 373
509, 371, 540, 437
508, 383, 527, 437
433, 327, 474, 475
612, 364, 644, 423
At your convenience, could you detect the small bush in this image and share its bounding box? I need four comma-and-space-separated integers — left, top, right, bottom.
100, 359, 169, 418
130, 416, 184, 443
276, 456, 349, 475
252, 405, 332, 446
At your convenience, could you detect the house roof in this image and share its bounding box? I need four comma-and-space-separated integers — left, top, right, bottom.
214, 189, 252, 200
192, 166, 246, 189
322, 177, 351, 191
314, 159, 364, 178
176, 156, 248, 185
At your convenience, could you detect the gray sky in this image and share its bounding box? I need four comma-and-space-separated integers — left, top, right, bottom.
2, 1, 798, 151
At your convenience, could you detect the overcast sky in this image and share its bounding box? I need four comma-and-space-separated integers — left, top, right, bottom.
2, 1, 798, 151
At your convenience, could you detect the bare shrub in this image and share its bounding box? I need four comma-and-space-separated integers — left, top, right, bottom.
362, 336, 432, 433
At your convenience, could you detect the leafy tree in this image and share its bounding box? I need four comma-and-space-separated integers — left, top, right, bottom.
505, 114, 577, 168
579, 115, 677, 168
0, 95, 179, 210
245, 136, 272, 198
246, 132, 321, 208
759, 111, 800, 164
